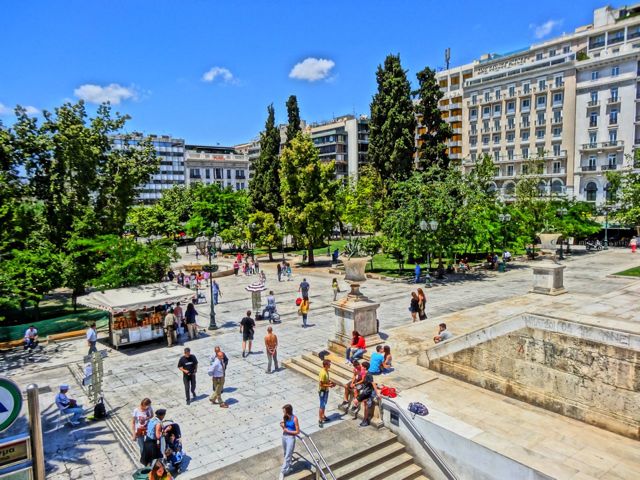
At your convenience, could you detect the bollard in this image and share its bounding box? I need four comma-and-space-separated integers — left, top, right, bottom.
26, 384, 45, 480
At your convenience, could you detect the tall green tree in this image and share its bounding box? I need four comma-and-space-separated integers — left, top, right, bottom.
246, 211, 282, 261
414, 67, 453, 170
186, 183, 248, 236
280, 134, 337, 265
127, 185, 193, 237
339, 165, 385, 233
368, 54, 416, 181
249, 104, 282, 218
285, 95, 301, 146
607, 150, 640, 231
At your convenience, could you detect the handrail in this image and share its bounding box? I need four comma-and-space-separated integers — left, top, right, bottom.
297, 430, 336, 480
380, 398, 458, 480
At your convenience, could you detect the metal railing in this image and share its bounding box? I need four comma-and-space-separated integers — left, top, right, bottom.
297, 430, 336, 480
380, 398, 458, 480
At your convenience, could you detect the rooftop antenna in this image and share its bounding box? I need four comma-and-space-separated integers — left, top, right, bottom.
445, 48, 451, 70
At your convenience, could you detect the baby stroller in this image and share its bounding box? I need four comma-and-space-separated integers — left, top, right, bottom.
163, 422, 184, 473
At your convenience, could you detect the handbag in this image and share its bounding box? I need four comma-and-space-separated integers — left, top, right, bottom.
380, 386, 397, 398
135, 425, 147, 437
295, 297, 302, 306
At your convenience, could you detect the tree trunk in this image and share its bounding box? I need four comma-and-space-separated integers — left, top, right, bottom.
308, 247, 315, 266
268, 247, 273, 262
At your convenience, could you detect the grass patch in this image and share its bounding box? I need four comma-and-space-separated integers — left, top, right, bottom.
614, 266, 640, 277
0, 309, 108, 342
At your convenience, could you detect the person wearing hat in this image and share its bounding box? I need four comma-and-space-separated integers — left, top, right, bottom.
55, 384, 84, 426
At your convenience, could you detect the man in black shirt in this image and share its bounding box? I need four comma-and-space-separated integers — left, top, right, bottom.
240, 310, 255, 358
299, 278, 310, 300
350, 361, 380, 427
178, 347, 198, 405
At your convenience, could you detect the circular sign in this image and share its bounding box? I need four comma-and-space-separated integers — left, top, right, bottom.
0, 378, 22, 432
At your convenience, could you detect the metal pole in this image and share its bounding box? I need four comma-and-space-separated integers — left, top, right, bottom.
208, 243, 217, 330
27, 384, 45, 480
604, 208, 609, 249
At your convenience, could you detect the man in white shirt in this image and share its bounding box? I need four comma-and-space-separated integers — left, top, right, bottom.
86, 323, 97, 356
433, 323, 453, 344
55, 384, 84, 426
163, 309, 176, 347
208, 351, 228, 408
24, 326, 38, 352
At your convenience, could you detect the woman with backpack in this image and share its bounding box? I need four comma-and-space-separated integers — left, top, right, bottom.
140, 409, 166, 466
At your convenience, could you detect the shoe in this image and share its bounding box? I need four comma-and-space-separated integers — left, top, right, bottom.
344, 360, 351, 365
266, 370, 271, 374
318, 421, 324, 428
350, 404, 359, 412
242, 351, 246, 358
340, 401, 349, 408
191, 391, 196, 397
220, 403, 229, 408
70, 420, 80, 426
359, 420, 370, 427
209, 398, 218, 404
323, 417, 331, 423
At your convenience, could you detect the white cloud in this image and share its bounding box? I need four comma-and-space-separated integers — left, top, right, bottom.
202, 67, 236, 84
0, 103, 10, 115
0, 104, 39, 116
289, 57, 335, 82
74, 83, 137, 104
23, 106, 40, 115
530, 19, 562, 39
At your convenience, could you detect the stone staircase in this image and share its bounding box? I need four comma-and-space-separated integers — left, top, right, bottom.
284, 350, 387, 427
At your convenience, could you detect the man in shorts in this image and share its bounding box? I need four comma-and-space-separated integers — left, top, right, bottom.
240, 310, 255, 358
318, 360, 335, 428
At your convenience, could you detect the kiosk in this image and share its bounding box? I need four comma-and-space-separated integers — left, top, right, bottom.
77, 282, 195, 349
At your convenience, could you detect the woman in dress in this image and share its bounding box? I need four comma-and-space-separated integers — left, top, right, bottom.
279, 404, 300, 479
409, 292, 419, 323
416, 288, 427, 321
131, 398, 153, 453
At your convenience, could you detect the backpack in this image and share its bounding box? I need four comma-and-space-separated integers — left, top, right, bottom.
94, 397, 107, 419
380, 386, 398, 398
408, 402, 429, 417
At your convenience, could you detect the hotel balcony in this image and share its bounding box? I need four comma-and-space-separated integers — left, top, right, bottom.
587, 100, 600, 108
601, 164, 618, 171
607, 97, 620, 105
580, 140, 624, 151
581, 165, 597, 172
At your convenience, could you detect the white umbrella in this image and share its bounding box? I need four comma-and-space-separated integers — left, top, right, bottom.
245, 282, 266, 292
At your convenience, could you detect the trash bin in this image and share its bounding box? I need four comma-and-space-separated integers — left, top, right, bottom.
132, 467, 152, 479
498, 262, 506, 273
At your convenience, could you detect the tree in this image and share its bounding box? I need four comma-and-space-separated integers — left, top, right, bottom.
514, 156, 548, 249
127, 185, 193, 237
607, 151, 640, 231
185, 183, 248, 236
368, 54, 416, 181
279, 134, 338, 265
339, 165, 385, 233
414, 67, 453, 170
246, 211, 282, 261
285, 95, 302, 146
249, 104, 282, 218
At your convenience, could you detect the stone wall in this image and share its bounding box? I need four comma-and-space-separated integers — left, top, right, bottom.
428, 327, 640, 439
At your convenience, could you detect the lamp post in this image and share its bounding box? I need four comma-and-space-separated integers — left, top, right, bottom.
276, 222, 285, 261
419, 219, 438, 269
195, 232, 217, 330
498, 213, 512, 253
603, 205, 610, 250
555, 208, 567, 260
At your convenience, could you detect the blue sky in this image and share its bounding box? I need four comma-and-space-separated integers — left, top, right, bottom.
1, 0, 612, 145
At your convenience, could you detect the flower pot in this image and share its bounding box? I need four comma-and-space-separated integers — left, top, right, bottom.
343, 257, 371, 283
538, 233, 562, 253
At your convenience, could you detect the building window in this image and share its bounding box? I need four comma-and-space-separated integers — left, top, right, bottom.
470, 153, 477, 161
538, 79, 546, 90
611, 66, 620, 77
555, 76, 564, 87
590, 91, 598, 104
215, 168, 223, 179
205, 168, 210, 179
521, 131, 530, 141
553, 144, 561, 156
553, 127, 562, 137
236, 169, 246, 179
522, 147, 529, 159
610, 87, 618, 101
493, 119, 501, 130
482, 136, 489, 145
507, 149, 514, 160
493, 134, 501, 144
536, 95, 547, 109
536, 129, 545, 139
588, 156, 596, 169
493, 150, 500, 161
507, 133, 515, 142
522, 115, 530, 128
537, 112, 545, 124
521, 99, 531, 111
608, 29, 624, 45
589, 132, 597, 145
562, 46, 570, 53
493, 104, 501, 116
553, 93, 563, 105
629, 25, 640, 39
589, 34, 605, 49
589, 112, 598, 127
553, 111, 562, 123
536, 53, 543, 60
549, 49, 556, 57
189, 168, 201, 179
585, 182, 597, 201
227, 169, 232, 179
523, 83, 530, 94
484, 91, 491, 102
609, 130, 617, 143
608, 153, 617, 167
507, 165, 514, 176
591, 70, 599, 80
522, 164, 529, 175
482, 106, 491, 118
610, 109, 618, 125
508, 85, 515, 96
507, 101, 515, 114
470, 108, 478, 119
507, 119, 515, 129
471, 94, 477, 105
495, 89, 501, 99
552, 162, 562, 174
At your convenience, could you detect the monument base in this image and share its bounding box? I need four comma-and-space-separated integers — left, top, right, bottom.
530, 262, 567, 296
330, 283, 383, 354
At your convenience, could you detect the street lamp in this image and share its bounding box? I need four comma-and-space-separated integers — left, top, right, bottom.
498, 213, 512, 253
195, 233, 218, 330
419, 219, 438, 269
603, 205, 610, 250
276, 222, 285, 261
555, 208, 567, 260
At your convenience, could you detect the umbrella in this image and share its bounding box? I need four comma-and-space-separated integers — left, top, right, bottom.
245, 282, 267, 292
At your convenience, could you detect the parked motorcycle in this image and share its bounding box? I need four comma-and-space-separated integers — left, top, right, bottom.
586, 240, 603, 251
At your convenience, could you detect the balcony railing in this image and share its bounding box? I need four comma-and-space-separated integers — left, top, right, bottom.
601, 164, 618, 171
588, 121, 598, 128
581, 140, 623, 150
608, 97, 620, 104
587, 100, 600, 107
581, 165, 597, 171
609, 117, 618, 125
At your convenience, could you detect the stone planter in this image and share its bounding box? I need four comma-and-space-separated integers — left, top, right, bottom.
538, 233, 563, 254
343, 257, 371, 283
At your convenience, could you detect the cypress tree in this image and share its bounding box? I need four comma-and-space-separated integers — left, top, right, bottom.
368, 54, 416, 181
414, 67, 453, 171
285, 95, 301, 146
249, 104, 281, 218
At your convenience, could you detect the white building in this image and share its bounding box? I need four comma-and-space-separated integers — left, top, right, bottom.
185, 145, 249, 191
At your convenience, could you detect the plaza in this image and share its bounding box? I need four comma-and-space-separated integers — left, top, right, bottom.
2, 246, 639, 479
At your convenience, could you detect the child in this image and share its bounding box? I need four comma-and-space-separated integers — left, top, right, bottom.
164, 433, 183, 473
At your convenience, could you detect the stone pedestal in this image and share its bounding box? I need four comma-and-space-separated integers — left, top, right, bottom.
530, 262, 567, 296
329, 283, 383, 354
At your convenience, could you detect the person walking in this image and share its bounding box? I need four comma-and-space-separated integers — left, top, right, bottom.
86, 323, 97, 356
417, 288, 427, 321
163, 309, 176, 347
265, 326, 279, 373
233, 260, 239, 276
131, 398, 153, 453
177, 348, 198, 405
332, 278, 340, 301
208, 351, 228, 408
240, 310, 255, 357
630, 236, 637, 253
184, 302, 198, 340
409, 292, 419, 323
140, 409, 166, 466
318, 360, 336, 428
55, 384, 84, 426
299, 278, 310, 300
279, 404, 300, 480
277, 262, 282, 282
173, 302, 184, 340
299, 298, 310, 328
214, 345, 229, 370
414, 263, 421, 284
212, 280, 221, 305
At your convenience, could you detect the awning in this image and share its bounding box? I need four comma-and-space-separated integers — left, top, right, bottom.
76, 282, 195, 314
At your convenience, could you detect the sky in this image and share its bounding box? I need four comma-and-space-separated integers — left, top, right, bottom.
0, 0, 614, 146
